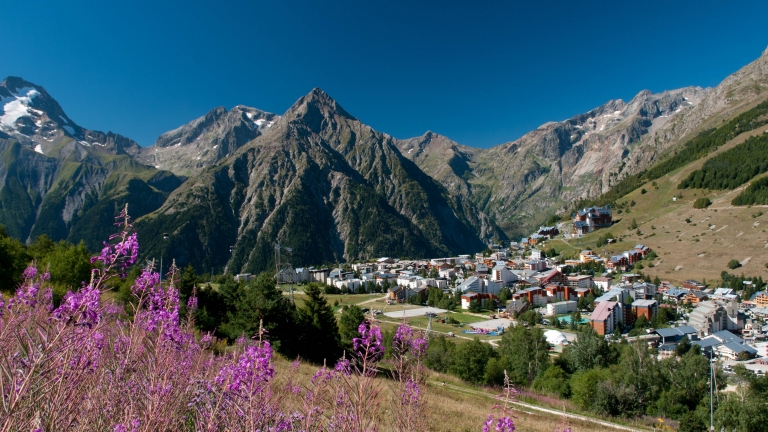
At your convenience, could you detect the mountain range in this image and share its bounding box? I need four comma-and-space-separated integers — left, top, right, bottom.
3, 48, 768, 273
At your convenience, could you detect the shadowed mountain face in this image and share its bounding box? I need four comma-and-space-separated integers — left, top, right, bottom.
4, 49, 768, 270
0, 77, 183, 248
137, 89, 506, 274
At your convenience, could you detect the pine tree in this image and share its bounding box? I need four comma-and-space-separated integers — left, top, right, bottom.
296, 284, 343, 364
339, 305, 366, 348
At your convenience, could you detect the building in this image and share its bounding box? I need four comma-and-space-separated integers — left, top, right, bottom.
308, 268, 331, 283
513, 287, 547, 306
491, 264, 518, 285
461, 292, 497, 310
524, 260, 547, 271
547, 300, 577, 316
530, 249, 543, 260
572, 205, 612, 234
688, 300, 746, 337
537, 226, 560, 238
683, 290, 708, 305
567, 275, 593, 289
750, 291, 768, 307
654, 326, 698, 345
682, 280, 706, 290
234, 273, 256, 283
590, 301, 618, 336
631, 299, 658, 322
593, 276, 611, 292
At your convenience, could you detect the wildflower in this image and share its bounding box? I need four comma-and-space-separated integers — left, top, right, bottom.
215, 342, 275, 395
186, 296, 198, 314
53, 286, 102, 326
352, 321, 384, 363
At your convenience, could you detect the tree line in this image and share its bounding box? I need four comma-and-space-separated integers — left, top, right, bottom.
678, 133, 768, 190
574, 99, 768, 210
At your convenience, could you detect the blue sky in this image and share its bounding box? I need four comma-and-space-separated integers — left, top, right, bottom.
2, 0, 768, 148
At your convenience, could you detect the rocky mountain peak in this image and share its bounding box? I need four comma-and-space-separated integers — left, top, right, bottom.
285, 88, 356, 132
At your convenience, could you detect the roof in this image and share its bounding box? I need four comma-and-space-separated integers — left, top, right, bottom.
693, 337, 722, 349
655, 326, 697, 338
712, 330, 743, 344
721, 342, 757, 355
632, 299, 657, 307
750, 291, 767, 300
591, 301, 617, 321
713, 288, 734, 296
594, 289, 622, 303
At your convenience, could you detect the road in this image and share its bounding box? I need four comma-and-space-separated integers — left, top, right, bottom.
430, 381, 647, 431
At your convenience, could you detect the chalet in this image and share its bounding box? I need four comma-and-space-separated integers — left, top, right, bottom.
606, 255, 629, 270
579, 250, 595, 263
528, 233, 545, 246
621, 273, 642, 283
634, 244, 651, 256
572, 205, 612, 234
623, 250, 642, 265
683, 290, 708, 305
750, 291, 768, 307
663, 288, 689, 303
682, 280, 706, 290
501, 299, 527, 317
536, 226, 560, 238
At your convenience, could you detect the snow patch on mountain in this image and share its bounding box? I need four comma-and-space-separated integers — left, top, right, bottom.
0, 87, 40, 131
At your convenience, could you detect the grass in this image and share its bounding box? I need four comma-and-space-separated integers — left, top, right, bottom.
556, 125, 768, 285
270, 353, 641, 431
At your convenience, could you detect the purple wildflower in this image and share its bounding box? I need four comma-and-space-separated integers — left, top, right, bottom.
53, 286, 101, 326
186, 295, 198, 314
22, 265, 37, 280
215, 342, 275, 395
352, 321, 384, 363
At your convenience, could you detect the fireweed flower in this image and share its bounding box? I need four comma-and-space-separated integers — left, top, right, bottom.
400, 379, 421, 406
352, 321, 384, 363
215, 342, 275, 395
186, 296, 198, 314
53, 286, 102, 326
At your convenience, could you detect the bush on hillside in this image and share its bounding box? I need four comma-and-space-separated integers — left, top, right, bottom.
693, 197, 712, 209
727, 259, 741, 270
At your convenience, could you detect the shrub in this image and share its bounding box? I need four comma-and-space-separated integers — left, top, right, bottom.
641, 188, 647, 195
693, 197, 712, 209
727, 259, 742, 269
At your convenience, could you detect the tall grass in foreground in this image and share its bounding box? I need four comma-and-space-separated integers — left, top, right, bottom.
0, 206, 527, 431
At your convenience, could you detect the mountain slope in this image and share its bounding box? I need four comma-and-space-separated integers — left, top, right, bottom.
0, 77, 183, 248
137, 89, 506, 274
135, 105, 279, 176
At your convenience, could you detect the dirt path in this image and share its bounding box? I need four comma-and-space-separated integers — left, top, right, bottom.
430, 381, 648, 431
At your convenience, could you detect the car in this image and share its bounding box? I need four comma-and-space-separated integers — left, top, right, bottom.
542, 319, 551, 325
374, 309, 383, 315
361, 308, 370, 313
